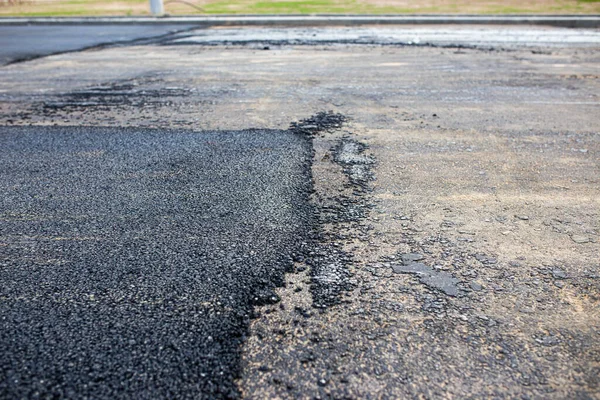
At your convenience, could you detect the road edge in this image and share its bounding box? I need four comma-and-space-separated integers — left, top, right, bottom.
0, 15, 599, 28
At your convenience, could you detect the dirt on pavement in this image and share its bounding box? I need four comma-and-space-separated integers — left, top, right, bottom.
0, 33, 598, 398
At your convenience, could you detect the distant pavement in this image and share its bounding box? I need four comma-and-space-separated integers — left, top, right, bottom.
0, 24, 196, 65
1, 16, 600, 66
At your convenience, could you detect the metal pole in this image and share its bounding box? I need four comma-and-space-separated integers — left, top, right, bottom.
149, 0, 164, 16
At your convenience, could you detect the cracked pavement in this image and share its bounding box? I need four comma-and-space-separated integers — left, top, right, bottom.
0, 25, 599, 398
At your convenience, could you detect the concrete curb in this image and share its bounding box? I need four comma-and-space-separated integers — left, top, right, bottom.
1, 15, 599, 28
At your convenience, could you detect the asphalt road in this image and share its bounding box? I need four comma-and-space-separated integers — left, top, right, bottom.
0, 23, 598, 399
0, 24, 195, 65
2, 23, 599, 67
3, 23, 600, 68
169, 26, 600, 47
0, 126, 313, 398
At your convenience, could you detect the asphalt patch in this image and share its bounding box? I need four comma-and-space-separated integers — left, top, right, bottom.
289, 111, 346, 137
0, 125, 313, 399
333, 139, 376, 188
309, 136, 376, 308
42, 78, 191, 110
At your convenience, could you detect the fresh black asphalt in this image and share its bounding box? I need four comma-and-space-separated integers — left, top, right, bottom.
0, 25, 196, 65
0, 126, 313, 398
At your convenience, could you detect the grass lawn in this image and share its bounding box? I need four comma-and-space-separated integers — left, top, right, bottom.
0, 0, 599, 17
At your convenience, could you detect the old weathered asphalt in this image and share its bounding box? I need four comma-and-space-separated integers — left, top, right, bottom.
4, 23, 600, 67
168, 26, 600, 47
1, 24, 598, 399
0, 126, 313, 398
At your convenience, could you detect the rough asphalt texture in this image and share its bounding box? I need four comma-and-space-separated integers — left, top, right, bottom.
0, 126, 313, 398
0, 25, 598, 399
0, 24, 196, 65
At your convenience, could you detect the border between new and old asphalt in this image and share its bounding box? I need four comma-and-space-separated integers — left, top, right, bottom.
0, 15, 599, 28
